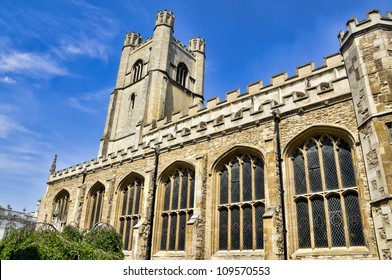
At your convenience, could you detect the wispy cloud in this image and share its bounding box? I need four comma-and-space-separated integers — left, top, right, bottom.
66, 87, 111, 113
0, 51, 68, 78
0, 114, 31, 139
67, 97, 98, 113
0, 76, 16, 84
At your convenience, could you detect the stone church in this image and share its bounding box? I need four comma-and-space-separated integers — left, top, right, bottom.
36, 10, 392, 260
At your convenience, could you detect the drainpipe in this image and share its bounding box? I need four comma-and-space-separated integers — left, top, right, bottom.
146, 145, 160, 260
272, 109, 288, 260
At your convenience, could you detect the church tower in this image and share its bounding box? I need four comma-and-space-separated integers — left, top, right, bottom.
339, 10, 392, 259
99, 10, 205, 157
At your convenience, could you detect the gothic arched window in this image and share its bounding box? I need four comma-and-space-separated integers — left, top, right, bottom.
292, 135, 365, 249
176, 63, 188, 87
117, 175, 144, 251
132, 60, 143, 83
52, 190, 70, 226
217, 153, 265, 251
86, 183, 105, 229
160, 166, 194, 252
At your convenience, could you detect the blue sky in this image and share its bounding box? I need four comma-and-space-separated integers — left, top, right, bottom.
0, 0, 390, 212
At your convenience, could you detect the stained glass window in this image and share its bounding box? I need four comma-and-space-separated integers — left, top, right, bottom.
160, 167, 195, 251
52, 190, 70, 226
217, 153, 265, 252
292, 134, 365, 250
88, 183, 105, 229
117, 176, 144, 251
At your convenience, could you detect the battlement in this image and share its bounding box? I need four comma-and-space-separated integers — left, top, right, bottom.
155, 10, 175, 31
124, 32, 143, 47
49, 52, 352, 183
338, 10, 392, 47
189, 37, 206, 53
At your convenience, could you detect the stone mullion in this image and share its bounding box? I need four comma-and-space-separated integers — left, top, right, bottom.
175, 213, 180, 251
178, 172, 183, 210
323, 195, 333, 249
252, 203, 256, 250
302, 145, 315, 249
339, 192, 350, 248
165, 214, 172, 251
239, 206, 243, 251
334, 139, 345, 190
228, 208, 232, 251
318, 139, 328, 193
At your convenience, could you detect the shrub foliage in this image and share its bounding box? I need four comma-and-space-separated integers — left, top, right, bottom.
0, 224, 124, 260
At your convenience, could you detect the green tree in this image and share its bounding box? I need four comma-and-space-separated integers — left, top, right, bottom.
0, 224, 124, 260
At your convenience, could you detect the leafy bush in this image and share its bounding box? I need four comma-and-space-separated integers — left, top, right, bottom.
0, 224, 124, 260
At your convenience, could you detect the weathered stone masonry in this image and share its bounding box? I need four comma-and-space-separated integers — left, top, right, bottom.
37, 10, 392, 260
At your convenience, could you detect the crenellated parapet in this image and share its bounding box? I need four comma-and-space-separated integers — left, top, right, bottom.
50, 52, 352, 183
189, 37, 206, 54
155, 10, 175, 31
124, 32, 143, 48
338, 10, 392, 48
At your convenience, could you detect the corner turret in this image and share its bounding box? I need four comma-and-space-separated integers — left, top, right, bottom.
124, 32, 142, 48
155, 10, 175, 31
189, 37, 206, 54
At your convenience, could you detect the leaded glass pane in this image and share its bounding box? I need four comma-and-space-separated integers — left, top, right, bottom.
254, 158, 264, 199
328, 195, 346, 247
338, 141, 356, 187
388, 123, 392, 140
169, 214, 177, 251
172, 174, 179, 210
307, 141, 322, 192
89, 196, 97, 229
178, 213, 186, 251
220, 167, 228, 204
231, 160, 240, 203
219, 208, 228, 250
119, 218, 125, 248
322, 138, 339, 190
161, 214, 168, 250
95, 191, 103, 223
189, 175, 195, 208
243, 157, 252, 201
121, 190, 127, 216
293, 150, 306, 195
134, 184, 141, 214
124, 218, 131, 251
312, 198, 328, 247
243, 205, 253, 250
296, 199, 311, 248
180, 170, 188, 209
255, 203, 264, 249
127, 187, 134, 215
344, 193, 365, 246
231, 207, 240, 250
164, 180, 171, 211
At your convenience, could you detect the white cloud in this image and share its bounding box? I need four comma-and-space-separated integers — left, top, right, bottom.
67, 97, 98, 114
0, 51, 68, 78
0, 114, 31, 139
0, 76, 16, 84
60, 38, 110, 60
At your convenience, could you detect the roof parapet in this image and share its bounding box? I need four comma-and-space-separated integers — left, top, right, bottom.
338, 10, 392, 47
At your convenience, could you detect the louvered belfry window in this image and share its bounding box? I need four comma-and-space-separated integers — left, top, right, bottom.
218, 154, 265, 251
117, 176, 144, 251
160, 167, 194, 251
292, 135, 365, 249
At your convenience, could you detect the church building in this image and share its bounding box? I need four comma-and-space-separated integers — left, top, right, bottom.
37, 10, 392, 260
